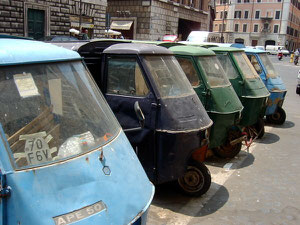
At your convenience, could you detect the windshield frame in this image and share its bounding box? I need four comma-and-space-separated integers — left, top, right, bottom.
258, 53, 278, 79
142, 54, 195, 99
0, 60, 121, 171
196, 55, 231, 88
232, 52, 260, 79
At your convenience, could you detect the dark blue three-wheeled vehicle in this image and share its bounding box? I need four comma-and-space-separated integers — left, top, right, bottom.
78, 41, 213, 196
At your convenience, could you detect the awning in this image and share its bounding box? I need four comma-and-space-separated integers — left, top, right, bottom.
105, 29, 121, 35
110, 20, 133, 30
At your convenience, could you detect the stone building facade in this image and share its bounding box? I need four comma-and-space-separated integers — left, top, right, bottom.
0, 0, 107, 39
107, 0, 210, 41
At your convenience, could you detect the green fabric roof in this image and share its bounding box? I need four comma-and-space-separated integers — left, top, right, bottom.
169, 45, 215, 56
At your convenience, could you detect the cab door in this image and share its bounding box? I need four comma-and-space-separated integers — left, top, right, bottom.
103, 55, 158, 181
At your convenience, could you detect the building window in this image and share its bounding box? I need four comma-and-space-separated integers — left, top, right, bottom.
244, 11, 249, 19
219, 24, 222, 32
273, 25, 279, 33
277, 0, 281, 2
234, 11, 242, 18
257, 0, 261, 2
263, 23, 269, 30
235, 24, 239, 32
237, 0, 241, 2
254, 24, 259, 32
255, 11, 260, 19
243, 24, 247, 32
287, 26, 290, 34
224, 11, 228, 18
220, 11, 223, 19
275, 11, 280, 19
244, 0, 249, 2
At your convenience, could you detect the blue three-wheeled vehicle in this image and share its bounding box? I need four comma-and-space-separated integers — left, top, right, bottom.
0, 36, 154, 224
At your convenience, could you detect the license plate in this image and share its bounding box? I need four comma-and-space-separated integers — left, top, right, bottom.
53, 201, 106, 225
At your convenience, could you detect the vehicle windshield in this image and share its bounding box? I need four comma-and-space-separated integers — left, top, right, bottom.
143, 55, 194, 98
259, 53, 278, 79
232, 52, 259, 79
216, 53, 240, 79
197, 56, 231, 88
0, 61, 120, 169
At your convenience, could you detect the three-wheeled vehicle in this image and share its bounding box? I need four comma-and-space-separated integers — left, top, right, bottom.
244, 48, 287, 125
210, 47, 270, 138
0, 37, 154, 224
169, 45, 244, 158
78, 41, 213, 196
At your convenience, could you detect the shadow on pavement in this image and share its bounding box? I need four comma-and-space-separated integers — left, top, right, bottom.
256, 132, 280, 144
238, 152, 255, 169
205, 152, 255, 170
194, 185, 229, 217
265, 120, 295, 129
151, 182, 229, 217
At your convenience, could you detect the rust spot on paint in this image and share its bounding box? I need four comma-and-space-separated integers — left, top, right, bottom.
267, 97, 281, 106
85, 157, 89, 163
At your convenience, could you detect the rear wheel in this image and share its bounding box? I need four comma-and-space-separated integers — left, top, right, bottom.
212, 130, 242, 158
266, 107, 286, 125
177, 160, 211, 197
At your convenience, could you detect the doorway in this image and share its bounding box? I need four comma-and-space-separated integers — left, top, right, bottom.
265, 40, 276, 46
28, 9, 45, 40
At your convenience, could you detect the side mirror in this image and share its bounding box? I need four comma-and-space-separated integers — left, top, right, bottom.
134, 101, 145, 128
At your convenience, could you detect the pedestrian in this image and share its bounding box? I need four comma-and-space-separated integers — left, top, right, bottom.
294, 48, 299, 65
81, 29, 89, 40
277, 47, 283, 61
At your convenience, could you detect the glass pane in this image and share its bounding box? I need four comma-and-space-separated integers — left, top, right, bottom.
107, 57, 149, 96
143, 55, 194, 98
249, 55, 263, 74
216, 54, 239, 79
176, 57, 201, 87
197, 56, 231, 88
0, 61, 120, 169
232, 52, 259, 79
259, 53, 278, 78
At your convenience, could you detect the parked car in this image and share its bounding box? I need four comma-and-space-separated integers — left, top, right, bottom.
39, 35, 79, 42
265, 45, 289, 56
162, 35, 178, 42
186, 31, 221, 43
255, 46, 265, 51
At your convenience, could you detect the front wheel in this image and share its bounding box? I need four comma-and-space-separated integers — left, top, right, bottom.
266, 107, 286, 125
212, 130, 242, 159
177, 160, 211, 197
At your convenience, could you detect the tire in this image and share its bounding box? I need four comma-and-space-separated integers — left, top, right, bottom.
177, 160, 211, 197
266, 107, 286, 125
212, 130, 242, 159
255, 118, 265, 139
